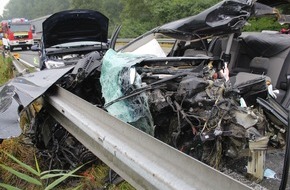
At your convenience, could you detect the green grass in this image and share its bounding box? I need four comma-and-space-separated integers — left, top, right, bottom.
0, 150, 84, 190
0, 138, 136, 190
0, 54, 13, 85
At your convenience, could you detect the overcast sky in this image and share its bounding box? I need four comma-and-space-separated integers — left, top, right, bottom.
0, 0, 9, 16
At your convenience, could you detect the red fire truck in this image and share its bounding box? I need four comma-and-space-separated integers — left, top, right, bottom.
0, 18, 34, 51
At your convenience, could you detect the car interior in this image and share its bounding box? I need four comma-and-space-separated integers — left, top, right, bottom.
170, 32, 290, 108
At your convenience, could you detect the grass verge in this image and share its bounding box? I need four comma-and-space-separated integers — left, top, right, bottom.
0, 54, 13, 85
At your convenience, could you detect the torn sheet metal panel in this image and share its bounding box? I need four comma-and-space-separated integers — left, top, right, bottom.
254, 2, 279, 17
154, 0, 254, 40
0, 88, 21, 139
0, 66, 73, 139
8, 66, 73, 107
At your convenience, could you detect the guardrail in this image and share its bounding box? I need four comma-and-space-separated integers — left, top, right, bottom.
10, 52, 37, 74
44, 85, 252, 190
10, 53, 29, 74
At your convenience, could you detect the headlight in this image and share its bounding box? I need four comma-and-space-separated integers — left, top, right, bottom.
45, 60, 65, 69
129, 67, 136, 85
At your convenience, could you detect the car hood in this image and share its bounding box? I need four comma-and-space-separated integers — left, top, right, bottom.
42, 9, 109, 48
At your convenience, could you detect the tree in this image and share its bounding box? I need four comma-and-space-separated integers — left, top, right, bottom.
102, 0, 123, 33
2, 0, 70, 19
119, 0, 153, 37
2, 0, 287, 38
69, 0, 103, 11
119, 0, 220, 37
68, 0, 123, 36
0, 0, 231, 37
280, 4, 290, 14
244, 16, 283, 32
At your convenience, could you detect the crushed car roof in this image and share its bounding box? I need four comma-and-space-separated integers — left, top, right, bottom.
42, 9, 109, 48
257, 0, 290, 6
152, 0, 289, 40
154, 0, 254, 40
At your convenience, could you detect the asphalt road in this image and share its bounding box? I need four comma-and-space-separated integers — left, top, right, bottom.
13, 47, 40, 68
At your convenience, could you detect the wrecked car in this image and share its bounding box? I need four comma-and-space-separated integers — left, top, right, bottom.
1, 0, 290, 189
36, 9, 110, 70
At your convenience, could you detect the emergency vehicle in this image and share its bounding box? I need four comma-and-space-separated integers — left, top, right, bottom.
0, 18, 34, 51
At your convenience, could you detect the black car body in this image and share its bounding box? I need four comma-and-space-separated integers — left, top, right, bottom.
1, 1, 290, 189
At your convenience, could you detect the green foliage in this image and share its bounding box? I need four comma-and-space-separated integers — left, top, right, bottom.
0, 55, 13, 85
69, 0, 103, 11
0, 151, 83, 190
0, 183, 22, 190
0, 164, 42, 185
43, 166, 83, 190
243, 16, 283, 32
101, 0, 123, 34
119, 0, 220, 37
0, 0, 221, 38
279, 4, 290, 14
1, 0, 289, 37
2, 0, 70, 20
5, 151, 40, 176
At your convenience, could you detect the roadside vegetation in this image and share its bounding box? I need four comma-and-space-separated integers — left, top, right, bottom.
0, 54, 13, 85
1, 0, 290, 37
0, 137, 135, 189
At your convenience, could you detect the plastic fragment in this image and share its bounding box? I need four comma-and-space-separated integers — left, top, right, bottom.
264, 168, 280, 180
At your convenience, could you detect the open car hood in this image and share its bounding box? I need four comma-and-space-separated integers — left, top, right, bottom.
42, 9, 109, 48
